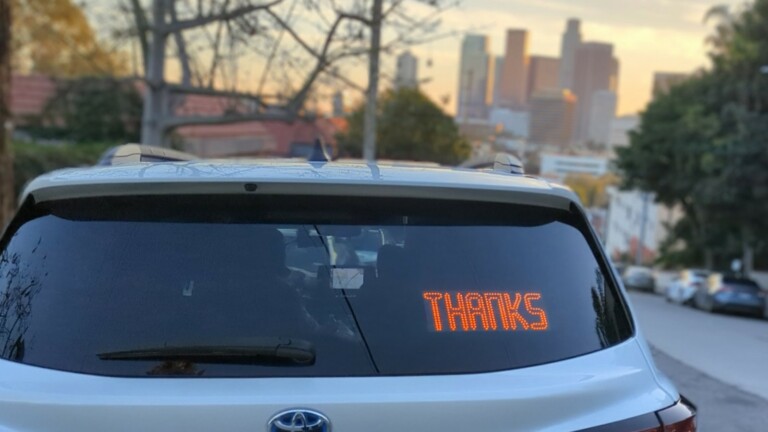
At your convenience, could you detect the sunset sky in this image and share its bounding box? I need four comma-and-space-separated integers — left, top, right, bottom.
89, 0, 746, 117
392, 0, 744, 116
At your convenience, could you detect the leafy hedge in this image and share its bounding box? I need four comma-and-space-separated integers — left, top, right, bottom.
12, 141, 111, 199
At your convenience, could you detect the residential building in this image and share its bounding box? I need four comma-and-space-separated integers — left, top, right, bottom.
573, 42, 619, 142
558, 19, 582, 90
605, 188, 681, 263
652, 72, 688, 99
9, 74, 56, 130
457, 34, 493, 120
528, 89, 576, 148
527, 55, 560, 101
499, 29, 529, 109
395, 51, 419, 89
539, 153, 609, 182
587, 90, 618, 146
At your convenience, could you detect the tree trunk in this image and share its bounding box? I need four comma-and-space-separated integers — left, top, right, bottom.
0, 0, 14, 228
140, 0, 168, 146
362, 0, 382, 161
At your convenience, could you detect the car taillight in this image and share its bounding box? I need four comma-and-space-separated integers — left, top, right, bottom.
578, 397, 696, 431
657, 396, 696, 431
717, 285, 732, 293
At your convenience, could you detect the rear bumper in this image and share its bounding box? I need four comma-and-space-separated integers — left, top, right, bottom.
578, 396, 696, 432
0, 338, 675, 432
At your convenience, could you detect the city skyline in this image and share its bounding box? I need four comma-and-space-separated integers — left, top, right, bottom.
455, 19, 620, 147
402, 0, 743, 116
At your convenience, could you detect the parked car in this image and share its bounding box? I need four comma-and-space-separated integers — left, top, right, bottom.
622, 266, 656, 292
693, 273, 766, 316
0, 151, 695, 431
665, 269, 710, 305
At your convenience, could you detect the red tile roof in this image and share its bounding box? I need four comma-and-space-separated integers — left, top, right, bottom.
10, 74, 347, 157
10, 74, 56, 118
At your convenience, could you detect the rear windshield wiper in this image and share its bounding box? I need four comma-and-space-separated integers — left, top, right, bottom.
98, 338, 315, 366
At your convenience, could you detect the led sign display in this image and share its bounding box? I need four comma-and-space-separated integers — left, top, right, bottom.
422, 292, 549, 332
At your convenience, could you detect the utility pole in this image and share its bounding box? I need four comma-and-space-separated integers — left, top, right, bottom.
362, 0, 383, 162
635, 192, 650, 266
0, 0, 14, 227
140, 0, 168, 146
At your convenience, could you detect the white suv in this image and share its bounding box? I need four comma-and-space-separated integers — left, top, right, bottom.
0, 154, 695, 431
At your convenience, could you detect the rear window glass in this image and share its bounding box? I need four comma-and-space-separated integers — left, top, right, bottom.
722, 277, 760, 289
0, 195, 632, 377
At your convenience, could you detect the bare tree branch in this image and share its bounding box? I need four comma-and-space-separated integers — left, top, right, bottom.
167, 83, 266, 103
169, 1, 192, 85
162, 110, 307, 128
128, 0, 150, 73
163, 0, 285, 33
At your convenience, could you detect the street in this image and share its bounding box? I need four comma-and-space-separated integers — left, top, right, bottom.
629, 292, 768, 431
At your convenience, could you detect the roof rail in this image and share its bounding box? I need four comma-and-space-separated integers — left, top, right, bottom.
460, 152, 525, 175
492, 153, 524, 175
97, 144, 197, 166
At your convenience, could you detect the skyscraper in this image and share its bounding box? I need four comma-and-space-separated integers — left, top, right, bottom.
652, 72, 688, 99
572, 42, 618, 142
527, 56, 560, 101
499, 29, 529, 109
332, 91, 344, 117
587, 90, 618, 146
492, 55, 504, 106
529, 89, 576, 148
457, 34, 493, 120
559, 19, 582, 90
395, 51, 419, 90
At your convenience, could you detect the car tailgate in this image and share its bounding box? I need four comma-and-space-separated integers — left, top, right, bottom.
0, 338, 673, 432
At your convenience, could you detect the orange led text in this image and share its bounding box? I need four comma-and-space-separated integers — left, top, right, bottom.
422, 291, 549, 332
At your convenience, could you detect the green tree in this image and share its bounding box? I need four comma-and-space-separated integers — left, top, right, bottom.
11, 0, 126, 76
617, 0, 768, 270
563, 173, 618, 208
1, 0, 13, 226
32, 78, 143, 143
338, 88, 470, 165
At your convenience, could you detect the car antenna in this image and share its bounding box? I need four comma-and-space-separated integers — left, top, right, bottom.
308, 137, 331, 163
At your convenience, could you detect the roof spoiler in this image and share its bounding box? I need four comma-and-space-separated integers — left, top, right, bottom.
97, 144, 197, 166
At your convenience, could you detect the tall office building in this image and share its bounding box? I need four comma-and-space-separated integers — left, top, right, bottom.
559, 19, 582, 90
492, 55, 504, 106
573, 42, 618, 142
395, 51, 419, 89
527, 56, 560, 101
587, 90, 618, 146
499, 29, 529, 109
457, 34, 493, 120
652, 72, 688, 99
529, 89, 576, 148
332, 91, 344, 117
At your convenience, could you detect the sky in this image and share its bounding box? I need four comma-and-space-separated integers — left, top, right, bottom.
392, 0, 745, 116
88, 0, 746, 117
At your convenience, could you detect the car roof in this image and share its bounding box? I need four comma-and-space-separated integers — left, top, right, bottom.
22, 160, 580, 210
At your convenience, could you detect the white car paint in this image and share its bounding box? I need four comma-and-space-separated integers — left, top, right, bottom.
0, 339, 674, 432
2, 160, 684, 431
20, 161, 577, 210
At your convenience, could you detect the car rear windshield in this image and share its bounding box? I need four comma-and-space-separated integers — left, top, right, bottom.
0, 195, 632, 377
722, 277, 761, 289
